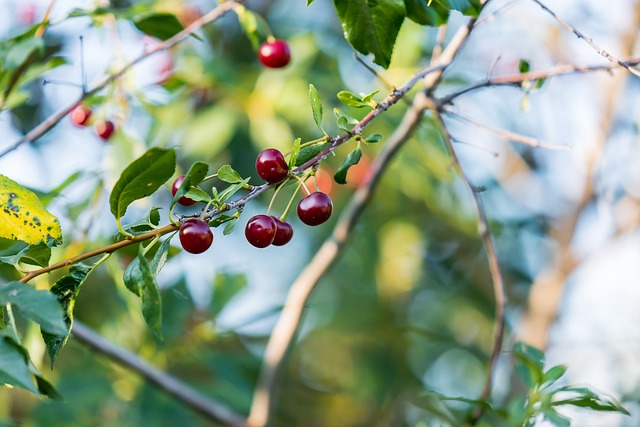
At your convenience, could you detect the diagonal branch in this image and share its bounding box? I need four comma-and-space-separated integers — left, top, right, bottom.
72, 321, 246, 427
0, 0, 243, 158
246, 91, 431, 427
530, 0, 640, 78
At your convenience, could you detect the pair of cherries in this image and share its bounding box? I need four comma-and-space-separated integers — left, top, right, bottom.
70, 105, 116, 141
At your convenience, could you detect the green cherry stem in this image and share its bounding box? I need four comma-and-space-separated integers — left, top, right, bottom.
266, 181, 286, 215
291, 174, 312, 196
280, 183, 302, 221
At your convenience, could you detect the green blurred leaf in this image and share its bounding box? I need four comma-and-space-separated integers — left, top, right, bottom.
0, 282, 66, 335
235, 5, 260, 50
436, 0, 482, 16
519, 59, 531, 74
334, 145, 362, 184
110, 147, 176, 223
552, 387, 629, 415
333, 0, 406, 68
4, 37, 43, 70
542, 364, 567, 387
404, 0, 450, 25
309, 84, 325, 134
337, 91, 366, 108
33, 371, 62, 400
123, 251, 163, 340
0, 242, 50, 267
217, 165, 243, 184
513, 341, 545, 388
41, 263, 93, 367
365, 133, 383, 143
133, 13, 185, 41
288, 138, 302, 169
0, 334, 38, 394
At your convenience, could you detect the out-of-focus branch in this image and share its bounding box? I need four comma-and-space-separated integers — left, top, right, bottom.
531, 0, 640, 78
431, 109, 506, 425
246, 91, 432, 427
0, 0, 242, 158
72, 321, 246, 427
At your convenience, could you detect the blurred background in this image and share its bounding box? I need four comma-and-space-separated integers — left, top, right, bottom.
1, 0, 640, 425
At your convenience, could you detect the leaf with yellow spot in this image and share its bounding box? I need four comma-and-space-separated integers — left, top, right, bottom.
0, 175, 62, 246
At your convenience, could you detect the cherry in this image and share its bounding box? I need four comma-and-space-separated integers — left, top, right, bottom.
258, 39, 291, 68
70, 105, 92, 126
245, 214, 277, 248
271, 216, 294, 246
94, 120, 115, 141
297, 192, 333, 226
179, 219, 213, 254
171, 175, 198, 206
256, 148, 289, 183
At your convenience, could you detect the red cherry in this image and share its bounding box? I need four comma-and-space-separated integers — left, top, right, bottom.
256, 148, 289, 183
171, 175, 198, 206
94, 120, 115, 141
179, 219, 213, 254
245, 214, 277, 248
271, 216, 294, 246
258, 39, 291, 68
297, 192, 333, 226
70, 105, 92, 126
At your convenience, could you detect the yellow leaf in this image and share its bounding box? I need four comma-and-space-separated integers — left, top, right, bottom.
0, 175, 62, 245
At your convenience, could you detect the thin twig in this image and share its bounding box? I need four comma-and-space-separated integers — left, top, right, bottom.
72, 321, 246, 427
0, 0, 242, 158
431, 108, 506, 425
443, 109, 571, 150
531, 0, 640, 78
246, 91, 431, 427
431, 24, 448, 64
439, 59, 640, 104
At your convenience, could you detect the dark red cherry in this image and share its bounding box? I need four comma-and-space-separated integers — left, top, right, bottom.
179, 219, 213, 254
245, 214, 277, 248
256, 148, 289, 183
271, 216, 294, 246
70, 105, 92, 126
94, 120, 115, 141
258, 39, 291, 68
297, 192, 333, 226
171, 175, 198, 206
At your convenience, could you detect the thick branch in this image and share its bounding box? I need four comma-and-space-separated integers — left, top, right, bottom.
246, 91, 431, 427
0, 0, 242, 158
72, 321, 246, 427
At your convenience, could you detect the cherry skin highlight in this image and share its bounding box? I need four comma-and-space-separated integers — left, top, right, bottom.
171, 175, 198, 206
271, 216, 294, 246
297, 192, 333, 226
245, 214, 277, 248
179, 219, 213, 254
258, 39, 291, 68
256, 148, 289, 183
70, 105, 92, 126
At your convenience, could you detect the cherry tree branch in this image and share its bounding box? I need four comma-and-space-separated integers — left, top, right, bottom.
246, 90, 431, 427
72, 321, 246, 427
431, 108, 506, 425
531, 0, 640, 78
0, 0, 242, 158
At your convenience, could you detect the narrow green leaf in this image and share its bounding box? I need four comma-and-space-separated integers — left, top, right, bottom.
123, 257, 143, 297
223, 218, 239, 235
110, 147, 176, 220
209, 214, 236, 228
41, 263, 94, 366
337, 91, 367, 108
519, 59, 531, 73
404, 0, 450, 26
295, 143, 331, 167
309, 84, 324, 133
184, 188, 211, 203
288, 138, 302, 169
123, 251, 163, 340
364, 133, 383, 143
542, 365, 567, 386
0, 334, 38, 394
0, 282, 66, 335
172, 161, 209, 206
150, 237, 172, 277
133, 13, 185, 41
33, 372, 62, 400
218, 178, 251, 204
217, 165, 243, 184
334, 0, 406, 68
234, 5, 260, 50
361, 90, 380, 105
334, 145, 363, 184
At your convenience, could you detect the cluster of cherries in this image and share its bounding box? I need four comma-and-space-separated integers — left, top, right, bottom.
176, 147, 333, 254
70, 104, 116, 141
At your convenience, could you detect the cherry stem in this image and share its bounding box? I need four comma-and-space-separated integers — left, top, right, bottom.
266, 181, 285, 214
291, 174, 311, 196
280, 183, 302, 221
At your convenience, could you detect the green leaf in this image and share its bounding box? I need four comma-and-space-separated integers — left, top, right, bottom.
307, 0, 316, 4
552, 387, 629, 415
110, 147, 176, 222
334, 145, 363, 184
172, 161, 209, 206
41, 263, 93, 367
436, 0, 482, 16
513, 341, 545, 388
133, 13, 185, 41
0, 282, 66, 335
337, 91, 367, 108
519, 59, 531, 73
541, 409, 571, 427
294, 143, 331, 167
333, 0, 406, 68
334, 107, 360, 133
361, 90, 380, 105
223, 218, 239, 235
309, 84, 325, 134
123, 251, 163, 340
288, 138, 302, 169
0, 174, 62, 246
4, 37, 43, 70
218, 178, 251, 204
365, 133, 383, 143
217, 165, 243, 184
184, 188, 211, 203
542, 365, 567, 387
33, 373, 62, 400
120, 207, 162, 236
209, 214, 236, 228
404, 0, 450, 26
0, 242, 51, 267
0, 334, 38, 394
150, 237, 172, 277
235, 5, 260, 50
